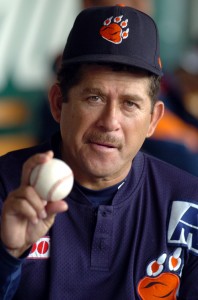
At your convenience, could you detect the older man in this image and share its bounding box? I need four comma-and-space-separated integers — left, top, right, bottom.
0, 5, 198, 300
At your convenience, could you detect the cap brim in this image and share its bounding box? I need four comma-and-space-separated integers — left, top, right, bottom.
62, 54, 163, 77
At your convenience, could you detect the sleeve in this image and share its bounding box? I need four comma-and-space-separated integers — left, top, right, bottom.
178, 253, 198, 299
0, 153, 37, 299
0, 178, 23, 299
0, 240, 24, 300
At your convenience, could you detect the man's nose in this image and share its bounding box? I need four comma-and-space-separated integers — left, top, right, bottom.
96, 103, 120, 131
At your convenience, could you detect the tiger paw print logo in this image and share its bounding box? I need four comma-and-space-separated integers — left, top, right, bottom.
100, 15, 129, 44
138, 248, 182, 300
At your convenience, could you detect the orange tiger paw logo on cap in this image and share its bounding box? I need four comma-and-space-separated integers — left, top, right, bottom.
100, 15, 129, 44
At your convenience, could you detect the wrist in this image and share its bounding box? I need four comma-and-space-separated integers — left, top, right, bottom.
0, 238, 29, 258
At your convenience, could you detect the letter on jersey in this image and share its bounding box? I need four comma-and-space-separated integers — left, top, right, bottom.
168, 200, 198, 255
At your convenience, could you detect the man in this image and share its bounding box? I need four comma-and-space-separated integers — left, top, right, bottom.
0, 5, 198, 300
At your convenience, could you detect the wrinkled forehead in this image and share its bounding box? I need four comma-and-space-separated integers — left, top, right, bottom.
70, 64, 151, 98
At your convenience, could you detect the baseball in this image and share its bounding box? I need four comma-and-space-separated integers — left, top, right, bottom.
30, 158, 74, 201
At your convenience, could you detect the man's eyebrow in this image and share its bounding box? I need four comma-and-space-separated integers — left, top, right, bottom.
81, 87, 103, 95
81, 88, 146, 102
121, 94, 145, 103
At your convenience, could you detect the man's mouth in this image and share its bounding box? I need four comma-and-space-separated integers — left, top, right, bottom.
92, 142, 116, 148
85, 132, 122, 151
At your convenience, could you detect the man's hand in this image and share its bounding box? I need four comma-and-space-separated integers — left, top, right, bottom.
0, 151, 68, 258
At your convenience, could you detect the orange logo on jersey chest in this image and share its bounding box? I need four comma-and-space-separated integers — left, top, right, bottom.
138, 249, 182, 299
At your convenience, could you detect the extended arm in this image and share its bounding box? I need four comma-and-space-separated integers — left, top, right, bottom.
0, 151, 68, 298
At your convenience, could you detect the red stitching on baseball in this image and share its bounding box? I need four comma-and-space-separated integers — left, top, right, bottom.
47, 174, 72, 201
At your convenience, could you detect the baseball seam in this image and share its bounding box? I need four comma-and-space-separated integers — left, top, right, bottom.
47, 174, 72, 201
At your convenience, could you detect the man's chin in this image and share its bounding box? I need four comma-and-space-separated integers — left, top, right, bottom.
84, 163, 122, 181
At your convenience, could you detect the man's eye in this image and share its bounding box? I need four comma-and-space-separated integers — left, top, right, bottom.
123, 100, 140, 112
89, 96, 100, 101
126, 100, 134, 106
87, 95, 103, 104
125, 100, 137, 108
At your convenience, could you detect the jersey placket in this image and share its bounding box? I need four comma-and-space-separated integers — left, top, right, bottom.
91, 205, 114, 271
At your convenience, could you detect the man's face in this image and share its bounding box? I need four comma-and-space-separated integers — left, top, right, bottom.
53, 65, 163, 189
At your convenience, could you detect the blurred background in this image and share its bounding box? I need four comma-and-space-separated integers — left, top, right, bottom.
1, 0, 198, 175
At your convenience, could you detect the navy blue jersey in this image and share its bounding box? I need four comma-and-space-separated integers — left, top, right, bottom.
0, 133, 198, 300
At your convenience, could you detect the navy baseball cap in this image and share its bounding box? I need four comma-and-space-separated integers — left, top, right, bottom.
62, 4, 163, 76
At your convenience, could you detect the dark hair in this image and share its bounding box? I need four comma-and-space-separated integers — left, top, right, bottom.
57, 62, 161, 109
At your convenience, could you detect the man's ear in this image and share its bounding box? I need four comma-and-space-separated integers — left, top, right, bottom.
48, 83, 63, 122
146, 100, 164, 138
